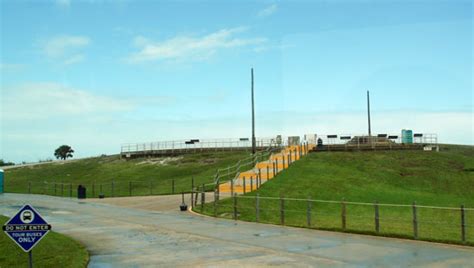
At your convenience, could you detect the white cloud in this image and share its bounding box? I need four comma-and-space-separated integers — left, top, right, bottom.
127, 27, 266, 63
63, 54, 85, 65
56, 0, 70, 8
1, 82, 133, 120
42, 35, 90, 64
0, 63, 25, 72
257, 4, 278, 18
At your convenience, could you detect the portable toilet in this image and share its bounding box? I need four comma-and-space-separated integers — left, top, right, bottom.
401, 129, 413, 144
0, 169, 3, 194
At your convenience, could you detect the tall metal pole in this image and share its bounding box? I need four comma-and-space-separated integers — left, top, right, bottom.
251, 68, 256, 154
367, 90, 371, 137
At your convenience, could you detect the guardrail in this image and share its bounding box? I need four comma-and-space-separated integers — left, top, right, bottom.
315, 133, 437, 146
120, 137, 285, 155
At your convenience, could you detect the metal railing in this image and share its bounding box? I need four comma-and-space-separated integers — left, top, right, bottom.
316, 133, 438, 146
121, 137, 285, 154
212, 146, 284, 184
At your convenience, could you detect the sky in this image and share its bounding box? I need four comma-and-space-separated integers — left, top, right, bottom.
0, 0, 472, 163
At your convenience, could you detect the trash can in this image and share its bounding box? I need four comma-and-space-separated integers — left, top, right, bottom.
77, 185, 86, 199
317, 138, 323, 148
0, 169, 4, 194
179, 192, 188, 211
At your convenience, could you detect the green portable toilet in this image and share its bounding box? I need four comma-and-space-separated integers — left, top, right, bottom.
0, 169, 3, 193
401, 129, 413, 144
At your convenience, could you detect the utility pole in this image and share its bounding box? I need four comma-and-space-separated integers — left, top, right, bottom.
367, 90, 372, 137
251, 68, 256, 154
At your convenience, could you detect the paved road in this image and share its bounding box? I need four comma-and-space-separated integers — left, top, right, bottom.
1, 194, 473, 267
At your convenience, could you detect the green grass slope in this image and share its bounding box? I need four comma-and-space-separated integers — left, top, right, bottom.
202, 145, 474, 245
0, 216, 89, 267
4, 151, 249, 197
253, 145, 474, 206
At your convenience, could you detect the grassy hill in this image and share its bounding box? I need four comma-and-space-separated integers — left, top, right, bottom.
0, 216, 89, 267
4, 151, 249, 197
248, 144, 474, 206
201, 145, 474, 245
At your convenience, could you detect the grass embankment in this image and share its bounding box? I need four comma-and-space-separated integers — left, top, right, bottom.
200, 145, 474, 245
0, 216, 89, 267
4, 151, 248, 198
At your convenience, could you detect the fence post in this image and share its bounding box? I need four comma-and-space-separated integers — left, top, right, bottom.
69, 183, 72, 197
374, 201, 380, 233
233, 193, 237, 220
282, 156, 286, 170
201, 183, 206, 203
341, 198, 346, 230
256, 194, 260, 222
275, 159, 279, 174
258, 169, 261, 187
216, 177, 220, 201
111, 180, 115, 197
266, 166, 270, 180
129, 181, 132, 196
231, 177, 235, 196
194, 187, 199, 206
172, 179, 175, 194
273, 162, 276, 176
461, 205, 466, 243
243, 176, 246, 194
191, 177, 195, 204
28, 182, 31, 194
213, 186, 217, 217
307, 197, 312, 227
280, 195, 285, 225
200, 184, 205, 212
412, 201, 418, 239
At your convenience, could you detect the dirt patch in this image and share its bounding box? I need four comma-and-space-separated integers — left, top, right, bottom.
201, 158, 217, 164
136, 156, 183, 166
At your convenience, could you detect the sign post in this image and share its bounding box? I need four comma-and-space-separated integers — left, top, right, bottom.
0, 169, 4, 194
2, 204, 51, 267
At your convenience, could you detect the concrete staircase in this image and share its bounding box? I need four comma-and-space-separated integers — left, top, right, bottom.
218, 144, 315, 194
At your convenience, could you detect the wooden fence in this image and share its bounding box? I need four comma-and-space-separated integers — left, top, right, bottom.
194, 194, 473, 246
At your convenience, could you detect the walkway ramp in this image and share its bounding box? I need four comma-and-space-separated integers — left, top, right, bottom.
218, 144, 315, 194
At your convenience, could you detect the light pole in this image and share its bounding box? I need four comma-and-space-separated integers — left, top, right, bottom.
367, 90, 372, 137
251, 68, 256, 154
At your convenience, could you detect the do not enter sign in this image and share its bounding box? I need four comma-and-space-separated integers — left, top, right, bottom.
2, 204, 51, 252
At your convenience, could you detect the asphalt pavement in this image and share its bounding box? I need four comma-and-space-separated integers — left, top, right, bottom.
1, 193, 473, 267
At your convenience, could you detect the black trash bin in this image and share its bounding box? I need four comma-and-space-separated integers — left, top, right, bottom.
317, 138, 323, 149
77, 185, 86, 199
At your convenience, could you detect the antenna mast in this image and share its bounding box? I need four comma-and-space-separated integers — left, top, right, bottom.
367, 90, 372, 137
251, 68, 256, 154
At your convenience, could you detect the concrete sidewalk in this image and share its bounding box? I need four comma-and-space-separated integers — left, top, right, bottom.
1, 193, 473, 267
